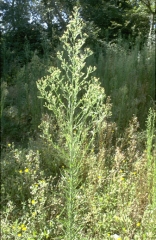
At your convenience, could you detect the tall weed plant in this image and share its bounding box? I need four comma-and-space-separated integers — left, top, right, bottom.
37, 7, 111, 239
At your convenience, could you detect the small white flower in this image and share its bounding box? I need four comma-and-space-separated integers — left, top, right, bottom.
111, 234, 121, 239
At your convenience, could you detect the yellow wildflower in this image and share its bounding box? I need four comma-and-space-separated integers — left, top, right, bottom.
136, 222, 141, 227
24, 168, 29, 173
40, 180, 45, 183
8, 143, 11, 147
21, 224, 27, 231
22, 226, 27, 231
18, 233, 22, 237
31, 199, 36, 205
120, 177, 124, 181
19, 170, 23, 174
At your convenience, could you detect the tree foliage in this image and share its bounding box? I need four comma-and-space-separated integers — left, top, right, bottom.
1, 0, 154, 44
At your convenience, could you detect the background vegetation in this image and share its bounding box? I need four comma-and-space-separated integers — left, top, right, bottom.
1, 1, 156, 239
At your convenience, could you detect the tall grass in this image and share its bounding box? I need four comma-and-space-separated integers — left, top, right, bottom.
94, 41, 155, 130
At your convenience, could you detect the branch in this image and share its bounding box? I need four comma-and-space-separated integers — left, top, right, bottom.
140, 0, 155, 14
51, 0, 66, 30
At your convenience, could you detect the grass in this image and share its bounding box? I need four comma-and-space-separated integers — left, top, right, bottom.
1, 7, 156, 240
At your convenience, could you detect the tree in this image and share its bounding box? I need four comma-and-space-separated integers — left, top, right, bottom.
0, 0, 31, 32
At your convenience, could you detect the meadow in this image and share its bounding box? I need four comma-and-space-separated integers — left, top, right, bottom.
1, 7, 156, 240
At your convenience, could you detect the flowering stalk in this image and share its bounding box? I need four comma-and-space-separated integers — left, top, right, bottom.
37, 7, 111, 239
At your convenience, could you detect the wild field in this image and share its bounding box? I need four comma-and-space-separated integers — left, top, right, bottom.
1, 8, 156, 240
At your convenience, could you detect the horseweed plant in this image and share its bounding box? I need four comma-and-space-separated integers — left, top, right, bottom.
37, 7, 111, 240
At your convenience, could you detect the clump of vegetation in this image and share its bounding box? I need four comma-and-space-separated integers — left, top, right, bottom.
1, 7, 156, 240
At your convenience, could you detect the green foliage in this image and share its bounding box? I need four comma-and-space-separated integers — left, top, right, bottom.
37, 7, 111, 239
146, 108, 156, 207
1, 143, 57, 240
1, 52, 51, 144
1, 5, 155, 240
92, 40, 155, 129
1, 111, 156, 239
78, 0, 151, 43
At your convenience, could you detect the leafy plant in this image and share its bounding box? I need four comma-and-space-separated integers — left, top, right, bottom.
146, 108, 156, 207
37, 7, 111, 239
